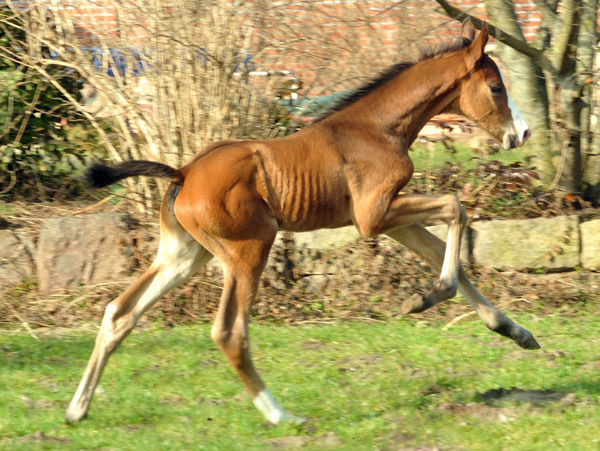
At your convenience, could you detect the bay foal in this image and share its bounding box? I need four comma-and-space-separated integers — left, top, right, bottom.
66, 21, 538, 425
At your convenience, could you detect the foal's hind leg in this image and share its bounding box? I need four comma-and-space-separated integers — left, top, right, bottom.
208, 237, 306, 425
386, 224, 540, 349
65, 198, 212, 424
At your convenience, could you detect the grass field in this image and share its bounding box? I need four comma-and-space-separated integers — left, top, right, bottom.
409, 142, 524, 174
1, 311, 599, 450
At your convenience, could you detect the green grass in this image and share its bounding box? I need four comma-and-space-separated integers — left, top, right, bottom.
1, 313, 599, 450
409, 142, 524, 173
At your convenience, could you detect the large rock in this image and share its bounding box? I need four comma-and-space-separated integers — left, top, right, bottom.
36, 213, 139, 293
263, 224, 467, 293
471, 216, 580, 271
267, 224, 469, 278
289, 226, 361, 251
581, 219, 600, 271
0, 230, 36, 289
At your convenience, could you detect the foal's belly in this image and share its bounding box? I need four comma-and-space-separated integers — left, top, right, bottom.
276, 194, 352, 232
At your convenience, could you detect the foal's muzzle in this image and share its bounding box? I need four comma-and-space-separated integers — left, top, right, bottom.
503, 127, 531, 149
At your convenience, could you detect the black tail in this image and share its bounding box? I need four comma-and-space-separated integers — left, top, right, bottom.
85, 160, 182, 188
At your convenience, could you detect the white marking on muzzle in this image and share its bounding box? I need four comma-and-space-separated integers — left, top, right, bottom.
499, 69, 531, 149
507, 92, 530, 145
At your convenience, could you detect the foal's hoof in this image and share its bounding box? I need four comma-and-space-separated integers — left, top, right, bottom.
400, 293, 429, 314
493, 322, 541, 350
64, 407, 87, 425
513, 327, 541, 350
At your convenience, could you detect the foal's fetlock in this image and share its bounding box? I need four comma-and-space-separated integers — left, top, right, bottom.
434, 279, 458, 301
400, 293, 431, 314
401, 280, 457, 314
65, 406, 87, 425
65, 393, 94, 425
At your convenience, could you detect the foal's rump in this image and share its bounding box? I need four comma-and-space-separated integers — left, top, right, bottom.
174, 144, 278, 242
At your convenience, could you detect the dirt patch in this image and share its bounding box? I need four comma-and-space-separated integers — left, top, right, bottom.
19, 395, 58, 410
159, 395, 186, 406
265, 431, 342, 449
420, 383, 451, 397
441, 402, 526, 423
375, 428, 445, 451
478, 387, 575, 405
123, 424, 156, 432
196, 392, 247, 406
18, 431, 72, 445
338, 353, 382, 372
301, 339, 331, 351
437, 388, 578, 426
502, 349, 572, 368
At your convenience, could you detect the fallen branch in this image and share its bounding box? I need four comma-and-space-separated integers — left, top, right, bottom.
8, 303, 39, 340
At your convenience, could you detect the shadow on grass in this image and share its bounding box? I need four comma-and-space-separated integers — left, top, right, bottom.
476, 377, 600, 406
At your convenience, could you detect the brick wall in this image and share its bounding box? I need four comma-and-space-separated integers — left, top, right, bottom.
5, 1, 543, 44
513, 0, 543, 41
250, 1, 542, 93
2, 0, 546, 92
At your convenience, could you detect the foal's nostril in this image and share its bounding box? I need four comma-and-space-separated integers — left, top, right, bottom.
522, 128, 531, 145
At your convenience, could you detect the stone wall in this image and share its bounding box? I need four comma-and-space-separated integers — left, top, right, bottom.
290, 215, 599, 272
1, 213, 598, 293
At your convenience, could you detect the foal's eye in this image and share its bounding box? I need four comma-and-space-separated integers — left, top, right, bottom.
490, 85, 503, 96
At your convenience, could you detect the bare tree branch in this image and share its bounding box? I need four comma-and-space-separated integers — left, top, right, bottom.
434, 0, 558, 76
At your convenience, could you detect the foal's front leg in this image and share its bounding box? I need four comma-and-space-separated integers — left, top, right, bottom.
387, 224, 540, 350
357, 193, 467, 313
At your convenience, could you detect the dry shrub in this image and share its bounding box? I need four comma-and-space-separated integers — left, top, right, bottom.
1, 1, 459, 210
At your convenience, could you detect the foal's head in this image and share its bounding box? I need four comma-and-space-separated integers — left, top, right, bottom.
449, 20, 530, 149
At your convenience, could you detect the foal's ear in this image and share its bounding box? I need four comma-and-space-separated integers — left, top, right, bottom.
465, 21, 489, 70
461, 18, 476, 41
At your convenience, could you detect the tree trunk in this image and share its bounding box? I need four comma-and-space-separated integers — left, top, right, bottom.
440, 0, 599, 200
483, 0, 553, 183
551, 1, 583, 195
580, 0, 600, 203
557, 74, 584, 195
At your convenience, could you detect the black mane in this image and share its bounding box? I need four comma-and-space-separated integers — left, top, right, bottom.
316, 36, 472, 121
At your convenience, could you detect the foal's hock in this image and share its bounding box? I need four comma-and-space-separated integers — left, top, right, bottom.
65, 20, 538, 426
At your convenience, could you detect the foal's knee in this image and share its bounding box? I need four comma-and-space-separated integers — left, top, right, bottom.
442, 194, 467, 225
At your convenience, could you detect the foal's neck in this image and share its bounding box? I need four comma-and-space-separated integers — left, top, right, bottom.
338, 52, 468, 149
